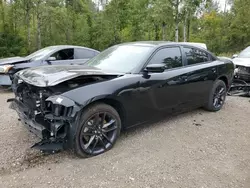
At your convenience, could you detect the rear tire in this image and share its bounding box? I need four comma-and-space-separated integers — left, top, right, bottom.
73, 103, 121, 158
204, 80, 227, 112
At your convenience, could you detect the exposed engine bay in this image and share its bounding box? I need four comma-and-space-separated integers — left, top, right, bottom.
8, 74, 117, 153
228, 79, 250, 97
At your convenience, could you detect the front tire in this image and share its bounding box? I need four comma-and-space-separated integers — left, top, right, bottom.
74, 103, 121, 158
204, 80, 227, 112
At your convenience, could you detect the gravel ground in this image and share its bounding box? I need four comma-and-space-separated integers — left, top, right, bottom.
0, 91, 250, 188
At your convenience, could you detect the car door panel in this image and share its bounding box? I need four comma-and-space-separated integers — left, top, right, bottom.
123, 69, 196, 126
123, 47, 188, 125
71, 48, 97, 65
128, 63, 219, 126
48, 59, 90, 65
181, 46, 218, 106
179, 65, 217, 106
140, 71, 186, 110
43, 48, 74, 66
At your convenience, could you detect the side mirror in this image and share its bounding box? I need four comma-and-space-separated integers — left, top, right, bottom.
144, 64, 166, 73
232, 54, 238, 59
47, 56, 56, 61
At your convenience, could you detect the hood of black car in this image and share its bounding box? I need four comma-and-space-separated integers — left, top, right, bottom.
0, 56, 29, 65
16, 65, 124, 87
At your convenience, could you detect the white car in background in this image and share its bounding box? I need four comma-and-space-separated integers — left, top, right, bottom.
232, 46, 250, 81
180, 42, 207, 50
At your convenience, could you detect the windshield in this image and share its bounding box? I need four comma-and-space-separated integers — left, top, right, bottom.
85, 45, 153, 73
238, 46, 250, 58
26, 47, 56, 61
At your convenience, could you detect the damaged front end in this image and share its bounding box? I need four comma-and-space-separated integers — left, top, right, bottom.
8, 77, 81, 153
228, 79, 250, 97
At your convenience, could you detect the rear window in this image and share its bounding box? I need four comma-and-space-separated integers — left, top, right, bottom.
184, 47, 209, 65
74, 48, 96, 59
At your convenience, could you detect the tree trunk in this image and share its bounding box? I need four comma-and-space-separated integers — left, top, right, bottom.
187, 18, 190, 42
65, 5, 71, 44
36, 1, 41, 50
183, 25, 186, 42
154, 24, 159, 40
87, 15, 93, 47
148, 27, 151, 40
27, 12, 31, 52
113, 5, 120, 44
9, 0, 13, 31
148, 20, 151, 40
25, 1, 31, 53
183, 12, 188, 42
175, 22, 179, 42
0, 0, 5, 31
162, 22, 166, 40
224, 0, 227, 12
175, 0, 180, 42
65, 31, 70, 44
72, 12, 76, 42
113, 24, 118, 44
13, 1, 18, 33
101, 0, 108, 10
37, 15, 41, 50
50, 13, 52, 44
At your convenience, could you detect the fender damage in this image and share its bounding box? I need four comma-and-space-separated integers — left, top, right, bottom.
8, 65, 122, 153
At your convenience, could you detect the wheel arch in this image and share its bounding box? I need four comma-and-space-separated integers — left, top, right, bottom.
80, 98, 127, 129
217, 75, 229, 89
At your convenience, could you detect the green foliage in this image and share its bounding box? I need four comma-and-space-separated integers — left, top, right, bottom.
190, 11, 226, 54
0, 30, 25, 57
0, 0, 249, 58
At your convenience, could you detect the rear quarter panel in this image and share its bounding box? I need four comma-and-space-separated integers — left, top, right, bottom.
216, 58, 234, 88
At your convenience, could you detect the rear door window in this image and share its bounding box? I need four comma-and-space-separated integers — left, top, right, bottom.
50, 49, 74, 60
184, 47, 210, 65
74, 48, 96, 59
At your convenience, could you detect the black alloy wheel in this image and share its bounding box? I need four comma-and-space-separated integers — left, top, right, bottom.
204, 79, 227, 112
213, 85, 226, 109
74, 103, 121, 158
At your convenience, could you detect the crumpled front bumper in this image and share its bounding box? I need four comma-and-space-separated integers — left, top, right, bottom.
234, 67, 250, 82
235, 73, 250, 82
10, 99, 48, 139
8, 95, 81, 153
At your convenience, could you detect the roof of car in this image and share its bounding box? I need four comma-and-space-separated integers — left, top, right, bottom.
120, 41, 207, 49
45, 45, 100, 52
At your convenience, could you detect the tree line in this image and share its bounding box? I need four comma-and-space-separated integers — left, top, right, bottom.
0, 0, 249, 58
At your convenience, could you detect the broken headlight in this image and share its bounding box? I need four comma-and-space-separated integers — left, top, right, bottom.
45, 95, 78, 118
51, 104, 73, 117
0, 65, 14, 73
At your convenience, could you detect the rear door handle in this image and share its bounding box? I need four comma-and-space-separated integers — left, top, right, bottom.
212, 68, 217, 73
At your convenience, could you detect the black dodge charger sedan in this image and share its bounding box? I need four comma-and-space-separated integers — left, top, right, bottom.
9, 41, 234, 158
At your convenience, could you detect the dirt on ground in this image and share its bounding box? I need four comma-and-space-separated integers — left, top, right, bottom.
0, 91, 250, 188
